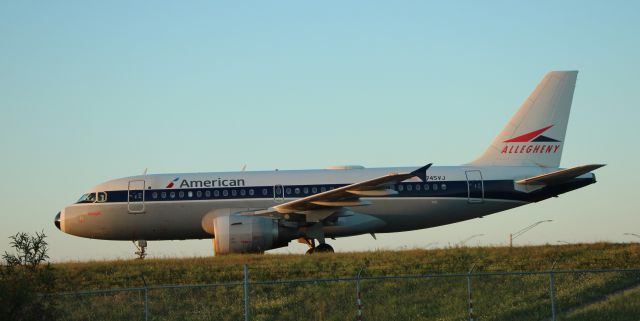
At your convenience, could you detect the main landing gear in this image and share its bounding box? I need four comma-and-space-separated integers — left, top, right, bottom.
314, 243, 334, 253
133, 240, 147, 259
300, 238, 334, 254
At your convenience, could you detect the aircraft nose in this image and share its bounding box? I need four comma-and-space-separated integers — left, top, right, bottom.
55, 212, 61, 230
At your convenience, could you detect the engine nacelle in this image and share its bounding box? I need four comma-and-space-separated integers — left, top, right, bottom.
212, 215, 290, 255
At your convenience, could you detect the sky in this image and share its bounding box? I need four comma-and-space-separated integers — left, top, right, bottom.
1, 1, 638, 261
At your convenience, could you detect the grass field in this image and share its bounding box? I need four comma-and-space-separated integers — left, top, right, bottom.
50, 243, 640, 321
563, 285, 640, 321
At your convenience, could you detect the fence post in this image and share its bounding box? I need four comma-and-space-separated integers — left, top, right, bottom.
467, 264, 476, 321
549, 261, 557, 321
141, 273, 149, 321
356, 268, 363, 321
244, 264, 251, 321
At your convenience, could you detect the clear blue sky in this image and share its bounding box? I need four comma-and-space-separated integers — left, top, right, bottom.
1, 1, 638, 261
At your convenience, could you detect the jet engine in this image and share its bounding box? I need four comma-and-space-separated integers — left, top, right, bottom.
210, 215, 292, 255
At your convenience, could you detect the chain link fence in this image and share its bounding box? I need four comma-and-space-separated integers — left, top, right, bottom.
50, 267, 640, 321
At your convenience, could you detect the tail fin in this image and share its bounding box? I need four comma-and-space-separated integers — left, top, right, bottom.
470, 71, 578, 168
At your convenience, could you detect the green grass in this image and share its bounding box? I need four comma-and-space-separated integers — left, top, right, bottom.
562, 285, 640, 321
49, 243, 640, 321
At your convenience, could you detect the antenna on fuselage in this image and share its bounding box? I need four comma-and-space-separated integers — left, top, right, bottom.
241, 164, 247, 172
142, 168, 148, 175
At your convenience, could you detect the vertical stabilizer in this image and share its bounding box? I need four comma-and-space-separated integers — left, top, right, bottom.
470, 71, 578, 168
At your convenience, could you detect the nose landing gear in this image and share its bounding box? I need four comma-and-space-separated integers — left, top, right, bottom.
133, 240, 147, 259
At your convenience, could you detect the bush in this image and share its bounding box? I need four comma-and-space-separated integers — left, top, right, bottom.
0, 231, 58, 321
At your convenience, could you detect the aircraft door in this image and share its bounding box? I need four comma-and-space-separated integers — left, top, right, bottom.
128, 180, 146, 213
465, 170, 484, 204
273, 184, 285, 203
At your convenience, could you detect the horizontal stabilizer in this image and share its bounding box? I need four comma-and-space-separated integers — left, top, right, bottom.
516, 164, 605, 185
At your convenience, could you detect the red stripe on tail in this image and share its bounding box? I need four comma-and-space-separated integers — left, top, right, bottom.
504, 125, 553, 142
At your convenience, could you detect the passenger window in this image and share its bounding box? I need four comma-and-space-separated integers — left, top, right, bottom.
275, 186, 282, 194
262, 188, 268, 196
407, 184, 413, 192
214, 190, 220, 197
424, 184, 429, 191
231, 189, 237, 197
249, 189, 255, 196
188, 191, 193, 198
152, 192, 158, 199
294, 188, 300, 195
196, 191, 202, 198
161, 192, 167, 199
398, 185, 404, 192
312, 187, 318, 193
240, 189, 246, 196
205, 190, 211, 198
441, 184, 447, 190
179, 191, 184, 198
222, 190, 228, 197
320, 187, 326, 192
415, 184, 421, 191
170, 192, 176, 199
433, 184, 438, 191
285, 188, 291, 195
303, 187, 309, 194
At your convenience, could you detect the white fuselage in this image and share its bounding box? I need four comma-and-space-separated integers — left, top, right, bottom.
57, 165, 595, 242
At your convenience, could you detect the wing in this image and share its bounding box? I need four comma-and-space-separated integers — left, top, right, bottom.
250, 164, 432, 222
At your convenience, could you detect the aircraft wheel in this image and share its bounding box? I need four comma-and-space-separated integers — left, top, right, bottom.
314, 243, 334, 253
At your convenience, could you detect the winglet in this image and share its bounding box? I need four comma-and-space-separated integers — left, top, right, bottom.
410, 163, 432, 182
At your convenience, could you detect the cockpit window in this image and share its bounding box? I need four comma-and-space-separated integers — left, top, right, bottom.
77, 193, 96, 203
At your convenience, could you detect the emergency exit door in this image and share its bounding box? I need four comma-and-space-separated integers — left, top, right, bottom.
273, 184, 285, 203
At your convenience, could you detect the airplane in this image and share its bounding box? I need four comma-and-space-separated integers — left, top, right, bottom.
55, 71, 604, 256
